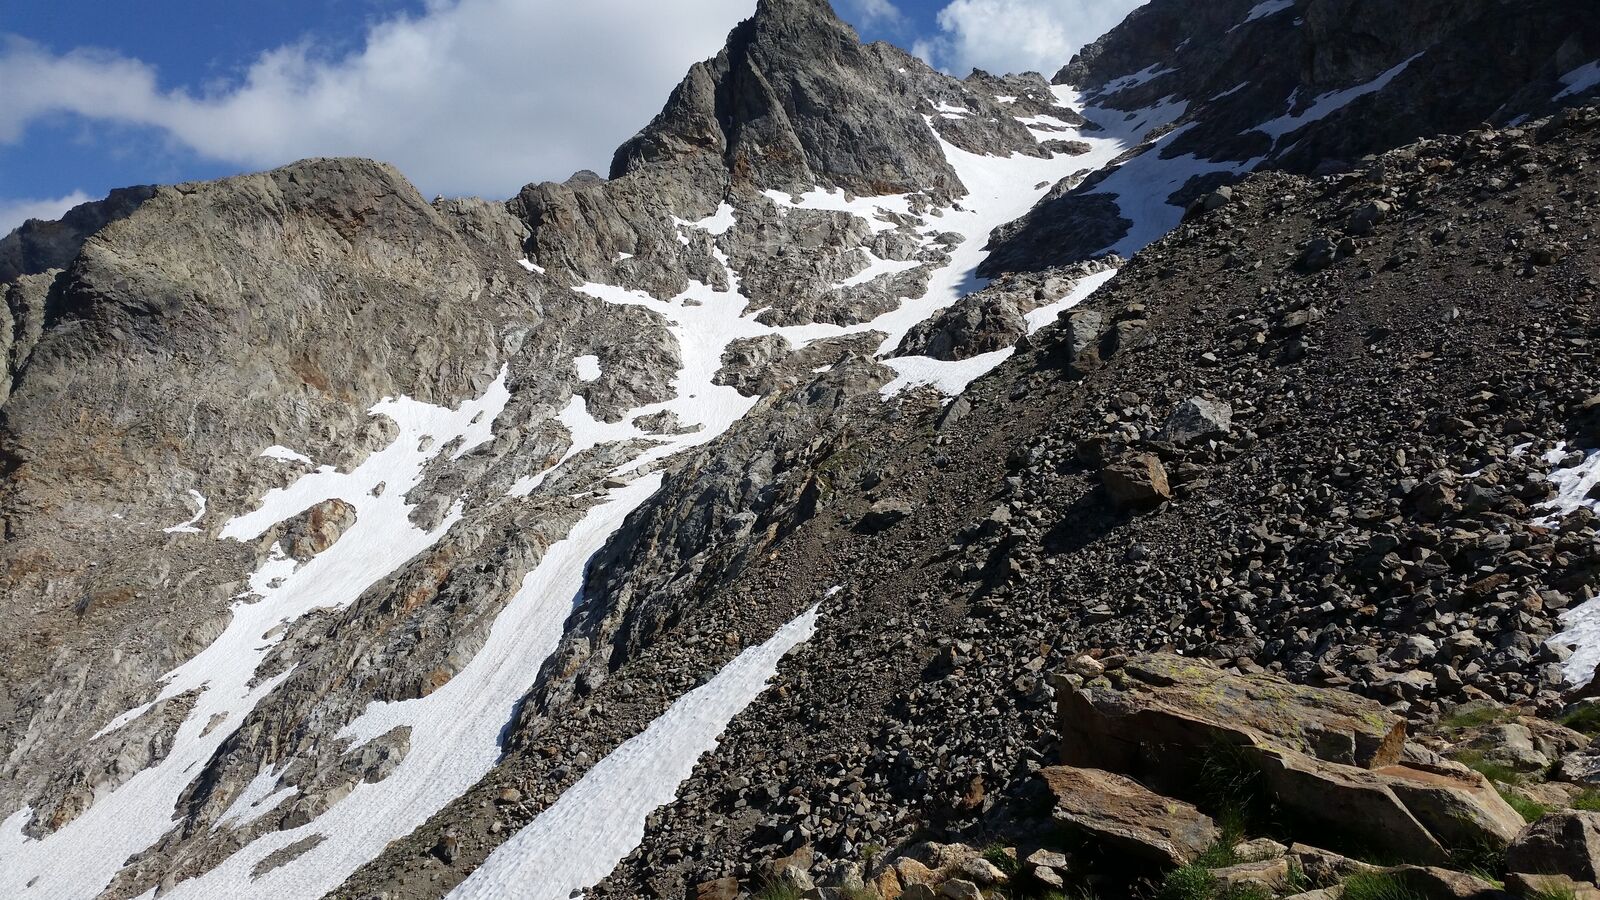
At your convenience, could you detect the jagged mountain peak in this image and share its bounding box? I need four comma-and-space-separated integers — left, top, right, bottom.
609, 0, 965, 196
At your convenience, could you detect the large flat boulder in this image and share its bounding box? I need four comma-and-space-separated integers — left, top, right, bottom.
1057, 655, 1524, 861
1041, 765, 1220, 867
1059, 654, 1407, 778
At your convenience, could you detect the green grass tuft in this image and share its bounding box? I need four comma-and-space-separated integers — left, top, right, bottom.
1451, 749, 1524, 786
1572, 788, 1600, 811
1438, 704, 1516, 731
754, 881, 805, 900
1155, 865, 1217, 900
1498, 786, 1552, 823
983, 843, 1022, 878
1340, 871, 1428, 900
1559, 704, 1600, 736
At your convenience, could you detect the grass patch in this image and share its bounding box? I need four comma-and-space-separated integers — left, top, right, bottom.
1529, 886, 1580, 900
1152, 841, 1273, 900
983, 843, 1022, 878
1501, 787, 1552, 823
1451, 749, 1524, 786
1340, 871, 1428, 900
1559, 704, 1600, 736
754, 881, 805, 900
1572, 788, 1600, 811
1195, 742, 1273, 838
1438, 704, 1516, 731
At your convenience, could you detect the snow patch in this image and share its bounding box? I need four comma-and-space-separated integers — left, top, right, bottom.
1100, 64, 1178, 96
574, 355, 602, 382
260, 445, 313, 465
1249, 53, 1424, 144
1556, 61, 1600, 100
517, 258, 545, 275
448, 605, 820, 900
1544, 446, 1600, 683
762, 188, 914, 234
1231, 0, 1295, 31
162, 490, 208, 535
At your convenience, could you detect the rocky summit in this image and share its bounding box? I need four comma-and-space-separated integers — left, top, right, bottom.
3, 1, 1600, 899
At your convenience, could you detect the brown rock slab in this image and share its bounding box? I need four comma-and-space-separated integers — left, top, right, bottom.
695, 877, 740, 900
1059, 653, 1407, 779
1041, 765, 1219, 867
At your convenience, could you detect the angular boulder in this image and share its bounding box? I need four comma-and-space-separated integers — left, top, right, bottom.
1158, 397, 1233, 445
1102, 454, 1172, 510
1507, 811, 1600, 883
1041, 765, 1220, 867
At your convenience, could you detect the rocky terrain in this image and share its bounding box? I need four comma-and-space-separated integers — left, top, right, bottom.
2, 1, 1599, 899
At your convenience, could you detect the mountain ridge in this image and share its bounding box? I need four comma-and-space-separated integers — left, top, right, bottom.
1, 0, 1599, 898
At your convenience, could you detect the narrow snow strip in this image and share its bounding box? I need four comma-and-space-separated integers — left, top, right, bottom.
260, 445, 314, 465
1210, 82, 1251, 101
1250, 53, 1424, 143
216, 771, 297, 830
448, 604, 821, 900
162, 489, 208, 534
995, 95, 1018, 104
1230, 0, 1295, 31
1556, 61, 1600, 100
835, 250, 923, 289
933, 101, 970, 116
574, 355, 602, 382
1100, 64, 1178, 96
517, 259, 545, 275
1024, 268, 1119, 332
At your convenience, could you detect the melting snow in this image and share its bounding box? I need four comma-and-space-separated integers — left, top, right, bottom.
762, 187, 914, 234
1556, 61, 1600, 100
835, 249, 923, 289
1544, 446, 1600, 683
1, 369, 512, 899
1100, 63, 1178, 96
1231, 0, 1295, 31
1249, 53, 1424, 144
517, 258, 545, 275
162, 489, 208, 534
448, 605, 820, 900
260, 445, 313, 465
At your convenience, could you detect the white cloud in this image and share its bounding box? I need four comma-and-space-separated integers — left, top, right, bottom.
0, 0, 756, 200
846, 0, 905, 26
0, 191, 92, 235
916, 0, 1147, 77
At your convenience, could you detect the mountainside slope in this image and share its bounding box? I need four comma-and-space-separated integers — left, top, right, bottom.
0, 1, 1598, 899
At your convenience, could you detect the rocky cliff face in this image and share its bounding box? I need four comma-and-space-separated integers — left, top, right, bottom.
1, 1, 1599, 899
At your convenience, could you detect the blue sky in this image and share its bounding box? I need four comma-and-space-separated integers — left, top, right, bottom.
0, 0, 1142, 232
